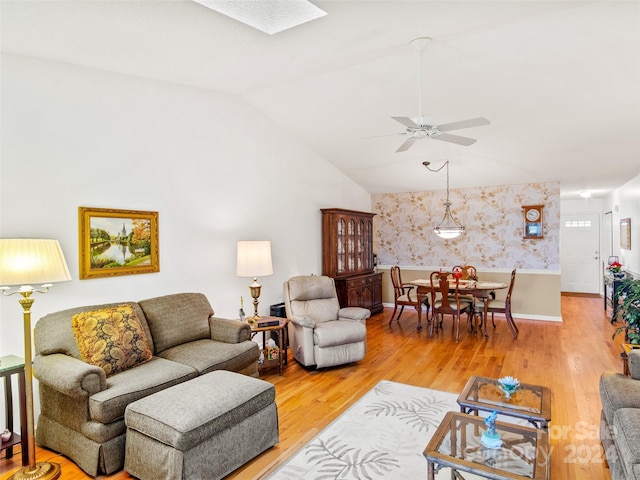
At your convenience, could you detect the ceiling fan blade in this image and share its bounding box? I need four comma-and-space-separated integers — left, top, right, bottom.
437, 117, 491, 132
434, 132, 477, 146
362, 132, 405, 139
396, 136, 418, 152
391, 116, 419, 128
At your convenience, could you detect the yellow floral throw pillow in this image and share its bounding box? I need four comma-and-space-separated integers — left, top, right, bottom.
72, 305, 152, 377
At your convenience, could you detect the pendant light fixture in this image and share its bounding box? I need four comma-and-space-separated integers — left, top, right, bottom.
423, 161, 465, 239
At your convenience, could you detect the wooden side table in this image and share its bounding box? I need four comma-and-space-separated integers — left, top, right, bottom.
621, 344, 640, 376
605, 272, 626, 323
250, 316, 289, 376
457, 375, 552, 431
0, 355, 28, 465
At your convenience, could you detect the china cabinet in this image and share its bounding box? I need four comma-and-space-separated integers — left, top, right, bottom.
321, 208, 383, 313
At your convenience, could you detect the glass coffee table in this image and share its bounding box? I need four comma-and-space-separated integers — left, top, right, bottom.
457, 376, 552, 431
424, 411, 549, 480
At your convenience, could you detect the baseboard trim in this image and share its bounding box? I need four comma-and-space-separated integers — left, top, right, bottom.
380, 303, 562, 323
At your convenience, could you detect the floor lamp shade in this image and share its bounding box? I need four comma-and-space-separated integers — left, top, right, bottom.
0, 239, 72, 286
0, 238, 71, 480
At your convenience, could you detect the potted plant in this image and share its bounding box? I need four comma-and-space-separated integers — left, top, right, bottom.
607, 261, 625, 278
613, 278, 640, 344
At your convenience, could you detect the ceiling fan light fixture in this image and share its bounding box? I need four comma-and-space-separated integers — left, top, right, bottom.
384, 37, 490, 152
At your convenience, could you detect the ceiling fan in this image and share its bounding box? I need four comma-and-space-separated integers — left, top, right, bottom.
389, 37, 490, 152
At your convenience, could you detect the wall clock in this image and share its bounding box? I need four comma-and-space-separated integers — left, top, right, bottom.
523, 205, 544, 239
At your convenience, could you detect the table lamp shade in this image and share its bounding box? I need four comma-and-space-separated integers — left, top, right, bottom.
0, 239, 72, 286
236, 240, 273, 277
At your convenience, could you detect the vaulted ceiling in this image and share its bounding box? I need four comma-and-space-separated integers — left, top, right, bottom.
2, 1, 639, 198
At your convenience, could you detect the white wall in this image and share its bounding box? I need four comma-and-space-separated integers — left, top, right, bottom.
0, 54, 371, 359
561, 198, 605, 215
604, 171, 640, 277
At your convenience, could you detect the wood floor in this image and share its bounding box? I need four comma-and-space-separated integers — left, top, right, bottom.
1, 295, 620, 479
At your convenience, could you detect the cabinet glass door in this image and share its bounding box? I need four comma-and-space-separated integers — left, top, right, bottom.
337, 218, 346, 274
357, 220, 364, 270
348, 219, 355, 270
365, 220, 372, 269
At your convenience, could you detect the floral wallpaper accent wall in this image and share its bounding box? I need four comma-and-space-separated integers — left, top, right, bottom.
372, 182, 560, 270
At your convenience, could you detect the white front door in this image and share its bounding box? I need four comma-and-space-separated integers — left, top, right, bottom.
561, 214, 600, 293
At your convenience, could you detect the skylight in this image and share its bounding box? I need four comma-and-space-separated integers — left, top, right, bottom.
193, 0, 327, 35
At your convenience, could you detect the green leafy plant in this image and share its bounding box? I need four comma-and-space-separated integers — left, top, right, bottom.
613, 278, 640, 344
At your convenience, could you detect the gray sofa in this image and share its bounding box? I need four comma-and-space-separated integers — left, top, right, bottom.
600, 350, 640, 480
33, 292, 259, 476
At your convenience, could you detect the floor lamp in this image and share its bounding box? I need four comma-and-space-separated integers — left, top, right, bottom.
0, 239, 71, 480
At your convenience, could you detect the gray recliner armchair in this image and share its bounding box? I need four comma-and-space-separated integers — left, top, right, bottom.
283, 275, 370, 368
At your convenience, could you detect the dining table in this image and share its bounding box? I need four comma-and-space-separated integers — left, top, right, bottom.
409, 278, 508, 338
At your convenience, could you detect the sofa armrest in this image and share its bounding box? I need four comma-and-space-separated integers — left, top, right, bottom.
209, 316, 252, 343
629, 350, 640, 379
338, 307, 371, 322
33, 353, 106, 397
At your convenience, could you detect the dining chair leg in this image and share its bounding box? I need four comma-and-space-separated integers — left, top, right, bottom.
506, 309, 519, 339
389, 305, 399, 325
454, 312, 460, 342
476, 311, 483, 333
415, 305, 422, 331
467, 308, 478, 333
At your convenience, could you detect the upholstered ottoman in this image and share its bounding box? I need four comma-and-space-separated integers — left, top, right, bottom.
124, 370, 278, 480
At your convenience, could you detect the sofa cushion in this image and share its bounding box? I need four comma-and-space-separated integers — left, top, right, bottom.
72, 305, 152, 377
138, 293, 213, 354
313, 320, 366, 348
600, 371, 640, 424
35, 301, 153, 358
157, 338, 259, 375
613, 408, 640, 479
89, 357, 197, 424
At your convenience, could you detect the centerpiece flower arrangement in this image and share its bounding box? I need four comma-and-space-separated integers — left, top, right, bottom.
608, 261, 623, 275
497, 376, 520, 399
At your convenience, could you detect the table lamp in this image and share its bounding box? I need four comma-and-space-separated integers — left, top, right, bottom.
236, 240, 273, 324
0, 239, 72, 480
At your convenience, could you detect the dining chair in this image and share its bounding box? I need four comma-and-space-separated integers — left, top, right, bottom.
452, 265, 478, 280
452, 264, 478, 310
429, 271, 474, 342
475, 268, 519, 339
389, 265, 429, 330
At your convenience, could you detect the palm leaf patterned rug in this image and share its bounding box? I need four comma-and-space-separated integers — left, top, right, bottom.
266, 380, 487, 480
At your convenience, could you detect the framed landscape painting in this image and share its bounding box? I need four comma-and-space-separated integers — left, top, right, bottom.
79, 207, 159, 279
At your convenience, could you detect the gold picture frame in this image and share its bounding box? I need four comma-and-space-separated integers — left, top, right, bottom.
79, 207, 159, 280
620, 218, 631, 250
